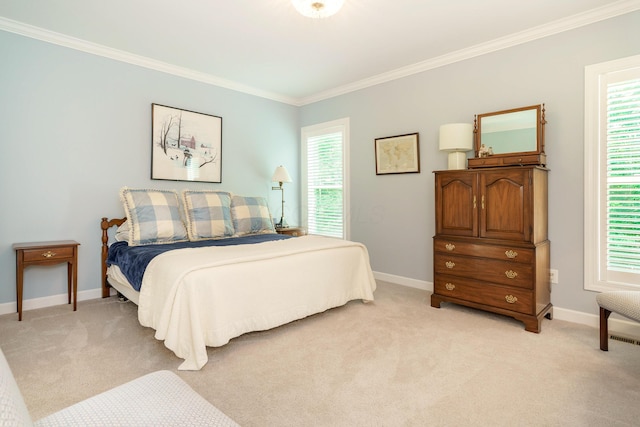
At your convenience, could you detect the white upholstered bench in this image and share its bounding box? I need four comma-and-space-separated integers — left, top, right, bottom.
0, 348, 239, 426
596, 291, 640, 351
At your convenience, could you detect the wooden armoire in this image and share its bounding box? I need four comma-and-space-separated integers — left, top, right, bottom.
431, 105, 551, 332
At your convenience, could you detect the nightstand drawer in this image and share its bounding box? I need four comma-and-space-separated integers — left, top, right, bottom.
22, 246, 75, 262
434, 275, 534, 315
434, 253, 533, 289
434, 238, 533, 263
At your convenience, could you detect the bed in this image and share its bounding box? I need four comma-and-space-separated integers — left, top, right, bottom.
100, 188, 377, 370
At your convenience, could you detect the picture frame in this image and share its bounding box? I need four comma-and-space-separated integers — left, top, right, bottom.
151, 103, 222, 183
374, 132, 420, 175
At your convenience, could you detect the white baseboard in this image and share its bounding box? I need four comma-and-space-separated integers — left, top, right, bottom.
373, 271, 432, 291
552, 305, 640, 338
0, 288, 107, 317
4, 274, 640, 339
374, 271, 640, 338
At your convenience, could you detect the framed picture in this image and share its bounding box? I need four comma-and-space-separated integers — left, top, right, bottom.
151, 104, 222, 183
375, 132, 420, 175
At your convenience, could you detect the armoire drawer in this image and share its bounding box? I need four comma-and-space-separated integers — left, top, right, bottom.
434, 275, 534, 315
434, 253, 533, 289
434, 238, 534, 263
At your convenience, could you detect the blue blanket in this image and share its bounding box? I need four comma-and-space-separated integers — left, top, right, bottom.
107, 234, 291, 291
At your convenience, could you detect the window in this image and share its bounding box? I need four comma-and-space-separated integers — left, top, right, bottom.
584, 55, 640, 292
301, 118, 350, 239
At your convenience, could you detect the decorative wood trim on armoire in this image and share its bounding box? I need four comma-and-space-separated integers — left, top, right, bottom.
431, 166, 552, 332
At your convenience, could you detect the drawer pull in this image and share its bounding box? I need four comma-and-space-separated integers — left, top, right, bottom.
445, 243, 455, 251
42, 251, 57, 258
505, 250, 518, 259
445, 283, 455, 291
445, 261, 455, 269
505, 270, 518, 279
505, 295, 518, 304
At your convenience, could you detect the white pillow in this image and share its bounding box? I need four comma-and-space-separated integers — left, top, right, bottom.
114, 221, 130, 242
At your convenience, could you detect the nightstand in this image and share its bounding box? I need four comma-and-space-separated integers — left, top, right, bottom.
13, 240, 80, 321
276, 227, 307, 237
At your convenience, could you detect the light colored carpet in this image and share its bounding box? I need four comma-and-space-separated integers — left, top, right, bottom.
1, 281, 639, 426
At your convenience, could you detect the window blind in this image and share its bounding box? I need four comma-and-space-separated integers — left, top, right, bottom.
606, 77, 640, 277
306, 131, 343, 238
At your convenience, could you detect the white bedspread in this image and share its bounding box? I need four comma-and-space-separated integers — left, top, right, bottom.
137, 235, 376, 370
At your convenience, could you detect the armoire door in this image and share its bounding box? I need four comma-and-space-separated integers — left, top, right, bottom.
479, 169, 531, 242
435, 171, 478, 237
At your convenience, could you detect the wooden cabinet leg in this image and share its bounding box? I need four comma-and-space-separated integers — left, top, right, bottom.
430, 295, 442, 308
72, 256, 78, 311
16, 255, 23, 321
523, 317, 541, 333
67, 262, 72, 305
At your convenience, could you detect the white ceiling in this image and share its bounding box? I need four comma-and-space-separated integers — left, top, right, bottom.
1, 0, 639, 105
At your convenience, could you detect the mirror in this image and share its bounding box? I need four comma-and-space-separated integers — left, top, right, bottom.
469, 104, 546, 168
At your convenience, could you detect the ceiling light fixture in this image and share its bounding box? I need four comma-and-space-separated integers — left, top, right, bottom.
292, 0, 345, 19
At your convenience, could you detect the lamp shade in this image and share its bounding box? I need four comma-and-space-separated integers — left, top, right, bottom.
292, 0, 344, 18
272, 165, 292, 183
439, 123, 474, 152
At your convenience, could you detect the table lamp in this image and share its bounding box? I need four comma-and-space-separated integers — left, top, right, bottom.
439, 123, 473, 170
271, 165, 292, 229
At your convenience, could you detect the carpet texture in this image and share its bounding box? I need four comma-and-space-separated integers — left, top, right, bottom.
1, 281, 639, 426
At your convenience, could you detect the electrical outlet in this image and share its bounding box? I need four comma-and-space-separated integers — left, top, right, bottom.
549, 269, 559, 284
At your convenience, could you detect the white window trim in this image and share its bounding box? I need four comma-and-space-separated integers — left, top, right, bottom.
584, 54, 640, 292
300, 118, 350, 240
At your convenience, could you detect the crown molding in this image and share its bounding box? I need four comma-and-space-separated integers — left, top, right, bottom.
299, 0, 640, 105
1, 0, 639, 107
0, 16, 299, 106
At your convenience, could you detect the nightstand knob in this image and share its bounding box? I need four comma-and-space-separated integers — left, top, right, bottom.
505, 295, 518, 304
42, 251, 56, 258
445, 261, 455, 269
445, 283, 455, 291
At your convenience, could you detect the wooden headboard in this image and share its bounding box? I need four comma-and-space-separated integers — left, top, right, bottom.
100, 217, 126, 298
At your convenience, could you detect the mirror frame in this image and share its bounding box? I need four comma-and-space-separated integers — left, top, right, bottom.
468, 104, 546, 169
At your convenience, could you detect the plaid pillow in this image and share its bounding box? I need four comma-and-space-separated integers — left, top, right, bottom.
230, 195, 276, 236
119, 187, 188, 246
182, 190, 234, 241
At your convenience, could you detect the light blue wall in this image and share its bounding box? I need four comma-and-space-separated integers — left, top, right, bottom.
300, 11, 640, 315
2, 11, 639, 317
0, 31, 299, 306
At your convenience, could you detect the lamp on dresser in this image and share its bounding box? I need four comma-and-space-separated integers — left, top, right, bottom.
271, 165, 292, 229
439, 123, 474, 170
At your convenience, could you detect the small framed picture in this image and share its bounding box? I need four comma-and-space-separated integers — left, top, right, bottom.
151, 104, 222, 183
375, 132, 420, 175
